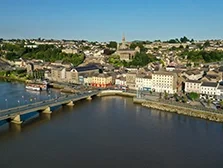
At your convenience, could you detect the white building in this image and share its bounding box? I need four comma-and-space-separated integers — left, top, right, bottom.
216, 85, 223, 97
185, 80, 202, 93
115, 77, 127, 88
135, 75, 152, 91
151, 71, 177, 94
166, 66, 175, 72
200, 82, 218, 96
62, 48, 78, 54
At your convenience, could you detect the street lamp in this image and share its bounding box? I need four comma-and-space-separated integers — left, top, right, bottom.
18, 100, 20, 106
48, 94, 51, 100
22, 96, 24, 105
5, 99, 8, 109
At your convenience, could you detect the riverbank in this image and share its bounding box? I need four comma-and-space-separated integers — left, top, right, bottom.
98, 90, 223, 123
0, 76, 27, 83
133, 98, 223, 123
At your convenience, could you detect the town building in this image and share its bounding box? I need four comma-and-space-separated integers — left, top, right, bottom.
135, 74, 152, 91
91, 73, 112, 88
151, 71, 178, 94
185, 80, 202, 93
50, 66, 66, 82
216, 85, 223, 98
75, 65, 100, 84
126, 72, 137, 90
182, 69, 204, 80
200, 82, 218, 96
62, 48, 78, 54
115, 76, 127, 89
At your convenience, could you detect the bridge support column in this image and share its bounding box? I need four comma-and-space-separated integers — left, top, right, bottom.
86, 96, 92, 100
42, 107, 52, 114
11, 115, 23, 125
66, 101, 74, 106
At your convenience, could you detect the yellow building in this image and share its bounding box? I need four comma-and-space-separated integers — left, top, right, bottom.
91, 74, 113, 88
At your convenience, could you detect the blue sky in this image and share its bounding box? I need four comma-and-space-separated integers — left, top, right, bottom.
0, 0, 223, 41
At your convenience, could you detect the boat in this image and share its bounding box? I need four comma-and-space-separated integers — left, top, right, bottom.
26, 85, 41, 91
25, 81, 48, 91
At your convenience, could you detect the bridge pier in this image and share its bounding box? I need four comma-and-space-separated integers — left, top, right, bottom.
86, 96, 92, 100
11, 115, 23, 125
41, 107, 52, 114
66, 101, 74, 106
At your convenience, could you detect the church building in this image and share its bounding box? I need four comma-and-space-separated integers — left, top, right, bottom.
115, 35, 140, 62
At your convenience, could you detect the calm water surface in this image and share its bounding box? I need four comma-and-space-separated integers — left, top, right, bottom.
0, 82, 223, 168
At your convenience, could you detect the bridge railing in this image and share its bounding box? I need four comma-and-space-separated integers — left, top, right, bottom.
0, 91, 99, 116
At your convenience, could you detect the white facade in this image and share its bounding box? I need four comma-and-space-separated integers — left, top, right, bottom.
151, 72, 177, 94
83, 76, 92, 86
216, 85, 223, 96
200, 83, 218, 96
115, 78, 127, 87
166, 66, 175, 72
185, 80, 201, 93
135, 77, 152, 91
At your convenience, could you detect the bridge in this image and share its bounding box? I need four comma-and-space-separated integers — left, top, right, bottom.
0, 90, 99, 124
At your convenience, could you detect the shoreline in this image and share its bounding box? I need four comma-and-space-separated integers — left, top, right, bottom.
98, 90, 223, 123
0, 76, 27, 83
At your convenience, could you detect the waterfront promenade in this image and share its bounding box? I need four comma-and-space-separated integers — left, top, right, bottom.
1, 88, 223, 125
0, 91, 99, 124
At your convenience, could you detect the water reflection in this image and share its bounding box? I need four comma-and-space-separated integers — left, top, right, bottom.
1, 83, 223, 167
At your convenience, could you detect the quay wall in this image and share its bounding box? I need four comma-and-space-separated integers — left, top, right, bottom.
133, 98, 223, 123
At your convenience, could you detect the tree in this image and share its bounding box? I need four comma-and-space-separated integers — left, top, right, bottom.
129, 52, 157, 67
182, 95, 188, 103
107, 41, 117, 49
207, 99, 211, 107
159, 92, 162, 100
180, 36, 189, 43
104, 49, 115, 55
174, 93, 180, 101
188, 92, 199, 101
203, 41, 210, 48
220, 101, 223, 107
164, 91, 168, 100
168, 39, 178, 43
130, 41, 146, 52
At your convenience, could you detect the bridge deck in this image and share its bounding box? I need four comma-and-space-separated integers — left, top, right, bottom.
0, 91, 99, 121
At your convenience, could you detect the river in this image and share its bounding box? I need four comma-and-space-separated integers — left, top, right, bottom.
0, 81, 223, 168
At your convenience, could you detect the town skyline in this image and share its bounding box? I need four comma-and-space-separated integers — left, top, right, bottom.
1, 0, 223, 41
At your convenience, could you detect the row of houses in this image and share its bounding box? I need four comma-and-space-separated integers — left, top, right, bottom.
185, 80, 223, 97
115, 71, 178, 94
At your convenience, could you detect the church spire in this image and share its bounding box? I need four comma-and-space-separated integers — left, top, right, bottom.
122, 33, 125, 43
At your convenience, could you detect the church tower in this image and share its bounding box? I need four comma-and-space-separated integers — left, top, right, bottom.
119, 33, 127, 50
122, 33, 126, 43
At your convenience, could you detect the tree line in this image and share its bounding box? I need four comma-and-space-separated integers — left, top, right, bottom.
0, 43, 85, 66
180, 50, 223, 63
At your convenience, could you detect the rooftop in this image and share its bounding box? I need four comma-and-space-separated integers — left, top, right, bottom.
201, 82, 218, 87
186, 80, 202, 83
75, 65, 99, 72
